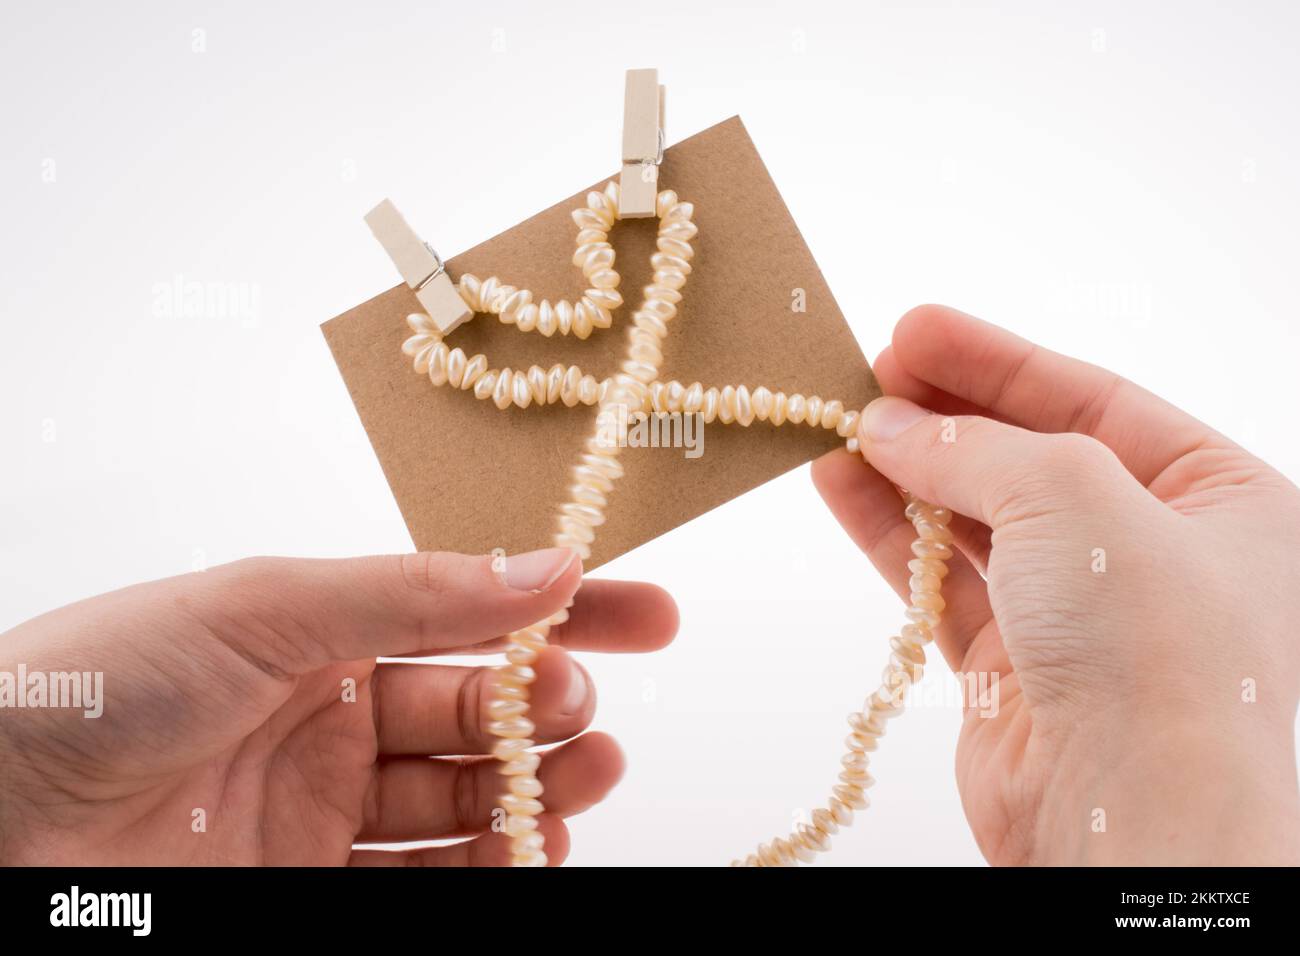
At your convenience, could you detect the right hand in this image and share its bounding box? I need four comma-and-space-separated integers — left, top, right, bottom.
813, 305, 1300, 865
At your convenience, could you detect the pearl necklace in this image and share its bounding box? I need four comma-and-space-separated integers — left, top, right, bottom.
400, 181, 952, 866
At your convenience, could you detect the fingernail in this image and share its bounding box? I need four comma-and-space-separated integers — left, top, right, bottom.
504, 548, 578, 592
859, 396, 928, 443
560, 658, 591, 716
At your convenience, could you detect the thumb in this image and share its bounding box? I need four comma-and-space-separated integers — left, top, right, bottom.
189, 548, 583, 677
856, 396, 1142, 529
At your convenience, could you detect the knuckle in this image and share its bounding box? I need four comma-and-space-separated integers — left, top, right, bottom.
457, 668, 488, 754
399, 551, 441, 593
398, 551, 481, 601
452, 755, 483, 836
1044, 432, 1116, 475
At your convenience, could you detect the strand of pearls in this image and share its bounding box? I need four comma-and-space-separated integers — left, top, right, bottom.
730, 495, 952, 866
484, 183, 679, 864
400, 320, 862, 441
445, 181, 696, 339
412, 181, 947, 865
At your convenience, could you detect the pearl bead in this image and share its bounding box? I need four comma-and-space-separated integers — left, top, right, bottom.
427, 343, 450, 386
734, 385, 754, 426
572, 305, 594, 339
787, 393, 807, 423
505, 643, 537, 667
701, 388, 719, 423
406, 313, 438, 334
911, 539, 954, 560
586, 190, 616, 227
474, 369, 497, 401
555, 299, 575, 335
717, 385, 736, 424
499, 288, 531, 321
650, 252, 691, 276
589, 268, 620, 290
642, 298, 677, 321
663, 200, 694, 223
488, 716, 535, 739
828, 798, 854, 826
908, 557, 949, 580
797, 824, 830, 853
643, 283, 682, 304
910, 572, 942, 594
653, 268, 686, 290
458, 274, 480, 306
586, 288, 622, 310
805, 395, 824, 427
508, 775, 544, 798
500, 794, 544, 817
911, 590, 946, 613
502, 751, 541, 776
845, 731, 878, 753
537, 300, 557, 337
571, 207, 608, 232
496, 663, 536, 686
461, 353, 487, 389
821, 399, 843, 429
504, 813, 538, 836
512, 831, 545, 855
402, 333, 435, 357
479, 276, 499, 312
660, 220, 698, 241
657, 236, 693, 260
488, 698, 529, 719
901, 622, 933, 646
837, 410, 859, 437
834, 784, 868, 810
526, 366, 547, 405
812, 808, 838, 835
516, 303, 539, 332
770, 392, 788, 426
445, 348, 467, 388
494, 682, 527, 702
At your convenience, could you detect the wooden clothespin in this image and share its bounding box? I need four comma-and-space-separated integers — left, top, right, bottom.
618, 68, 665, 219
364, 198, 472, 335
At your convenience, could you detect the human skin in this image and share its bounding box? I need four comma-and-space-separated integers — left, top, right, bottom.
812, 304, 1300, 865
0, 548, 678, 865
2, 306, 1296, 868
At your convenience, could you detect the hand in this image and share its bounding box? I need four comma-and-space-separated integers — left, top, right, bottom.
0, 548, 677, 865
813, 305, 1300, 865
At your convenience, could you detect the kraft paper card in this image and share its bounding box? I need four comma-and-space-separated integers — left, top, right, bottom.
322, 116, 879, 569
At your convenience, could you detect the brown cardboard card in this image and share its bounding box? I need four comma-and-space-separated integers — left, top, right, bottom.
322, 116, 879, 570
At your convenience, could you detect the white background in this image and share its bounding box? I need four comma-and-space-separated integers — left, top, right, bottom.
2, 1, 1297, 866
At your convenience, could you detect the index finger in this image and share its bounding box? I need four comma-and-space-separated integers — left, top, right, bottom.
885, 305, 1222, 486
442, 578, 679, 655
